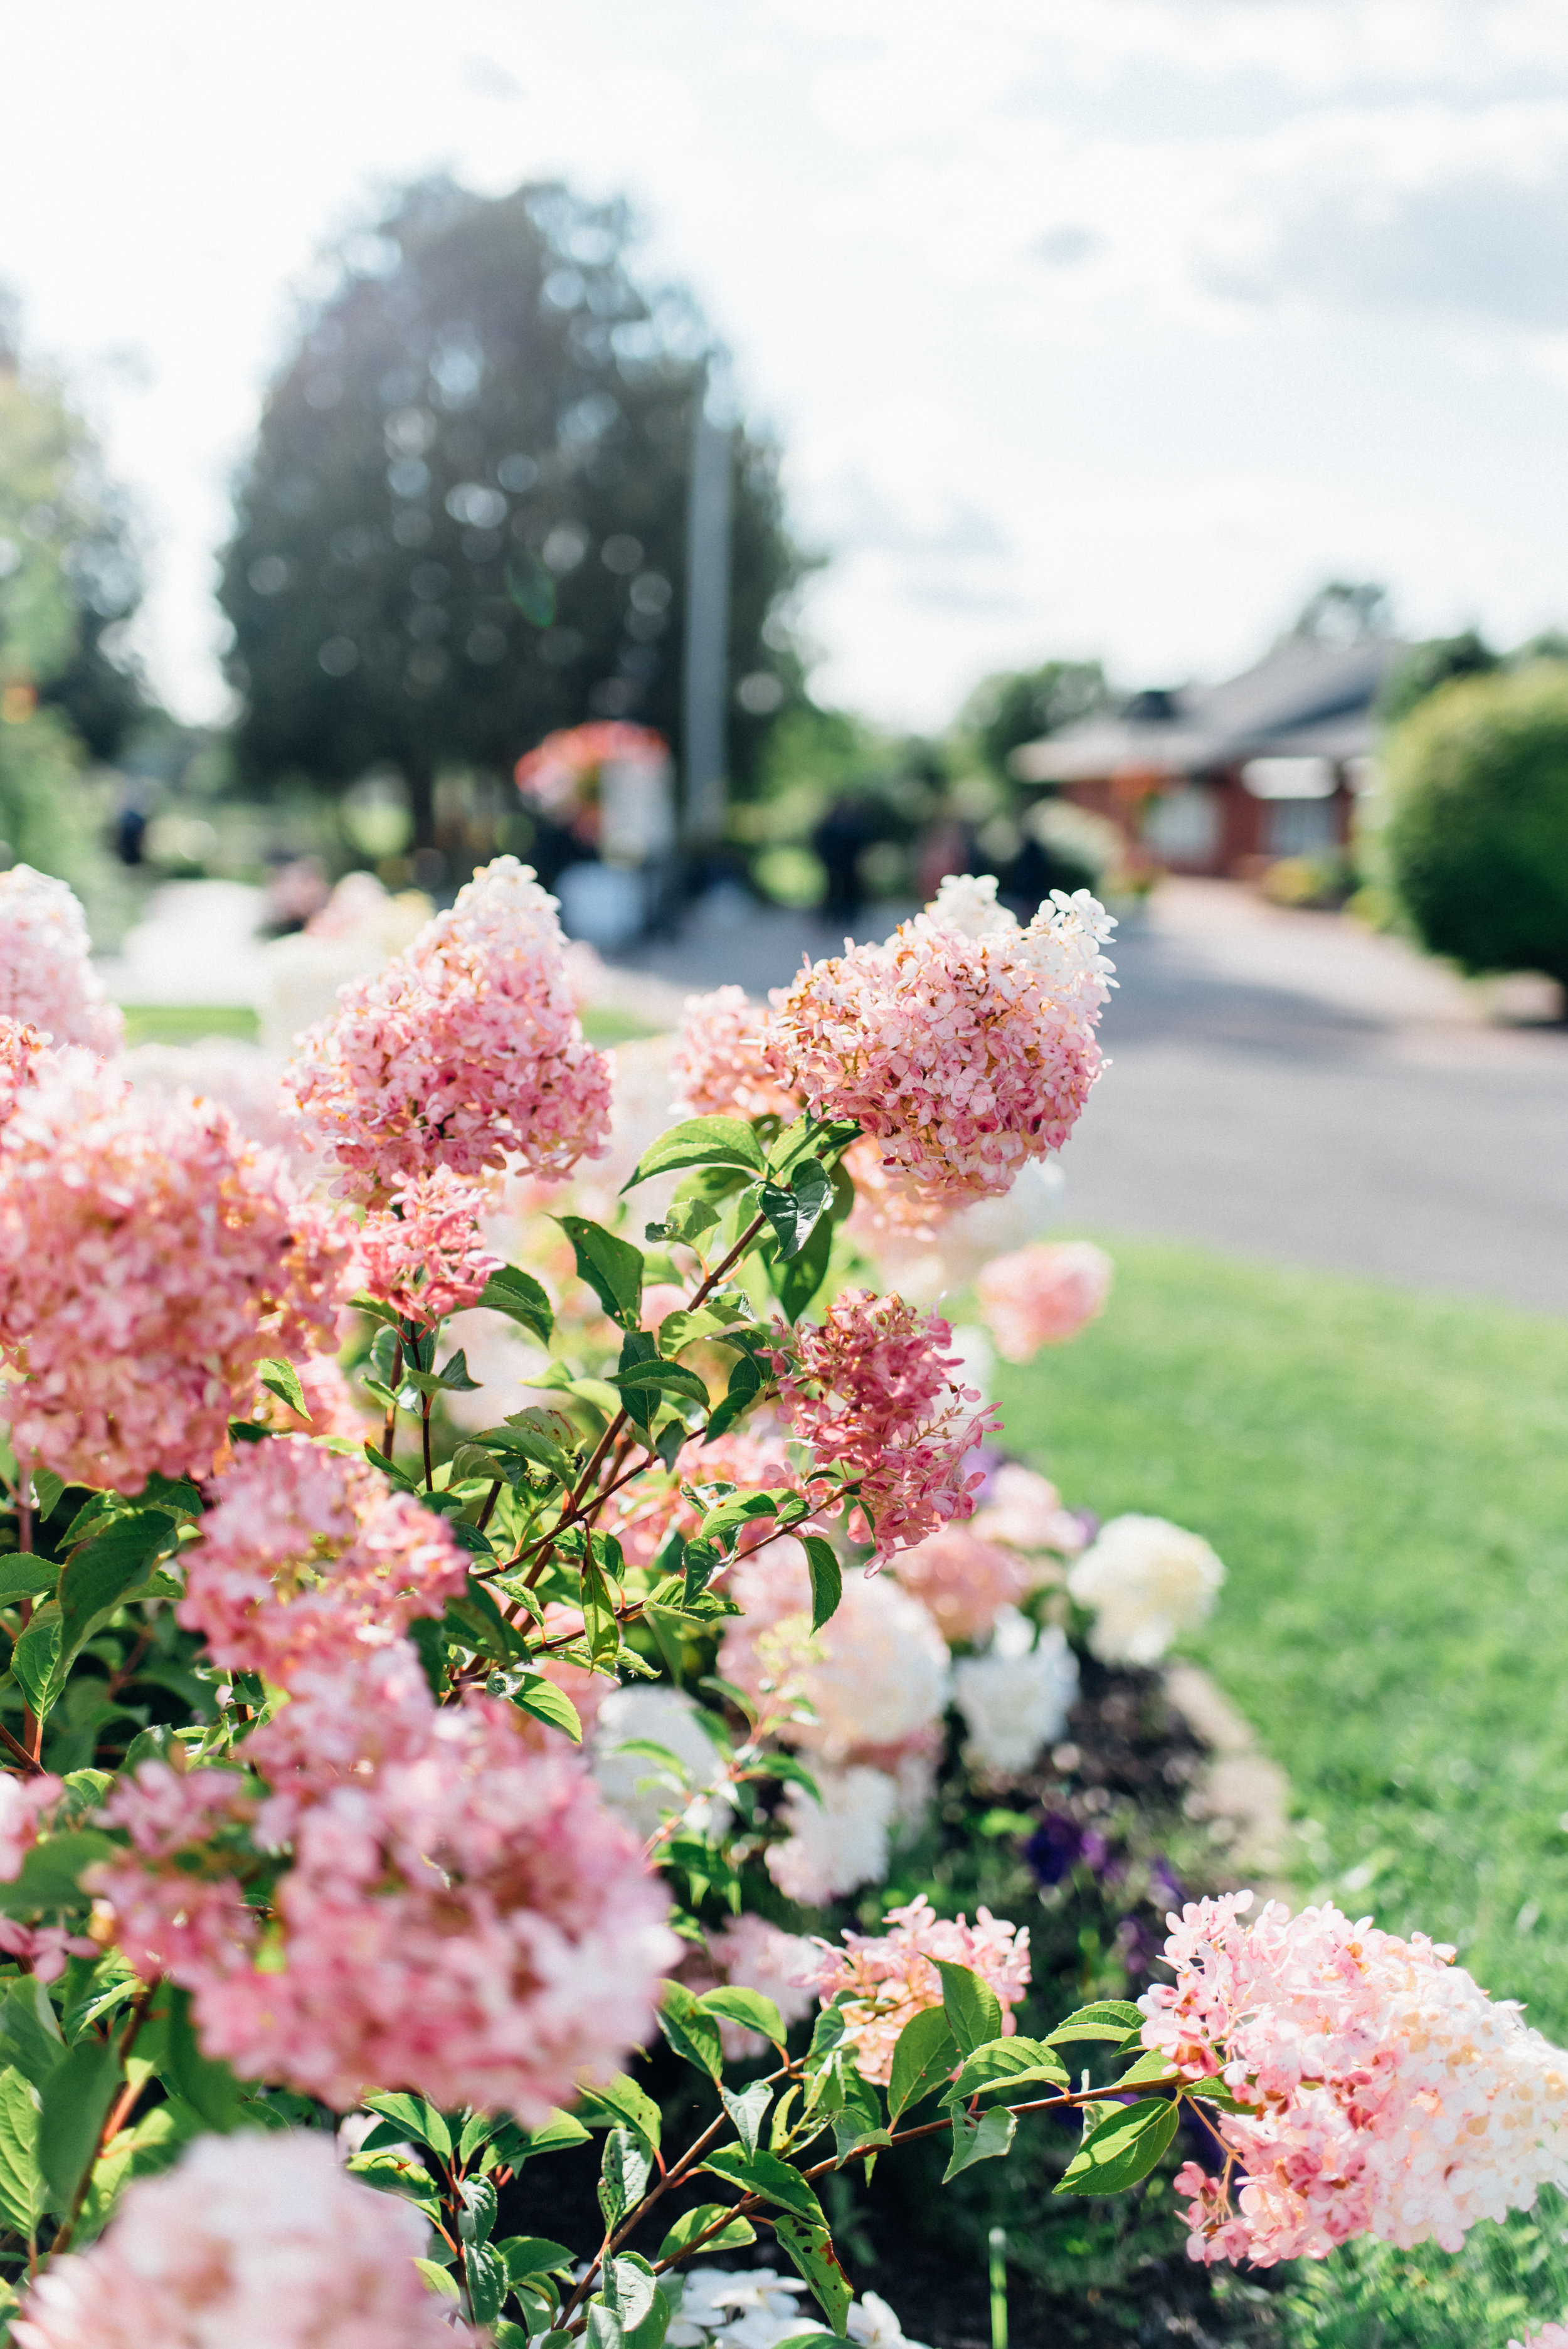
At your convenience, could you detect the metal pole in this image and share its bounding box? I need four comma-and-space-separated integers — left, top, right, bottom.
682, 391, 734, 848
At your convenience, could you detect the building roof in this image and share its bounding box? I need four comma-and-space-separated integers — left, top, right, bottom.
1012, 632, 1404, 785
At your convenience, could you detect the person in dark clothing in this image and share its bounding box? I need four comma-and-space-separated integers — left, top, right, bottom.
812, 793, 878, 923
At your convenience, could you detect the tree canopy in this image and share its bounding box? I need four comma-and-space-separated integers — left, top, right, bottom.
961, 659, 1110, 778
219, 178, 805, 846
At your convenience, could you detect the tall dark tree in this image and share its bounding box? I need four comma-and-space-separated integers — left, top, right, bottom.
220, 178, 804, 847
961, 659, 1110, 779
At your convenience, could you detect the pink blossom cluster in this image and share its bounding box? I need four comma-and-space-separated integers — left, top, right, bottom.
976, 1240, 1114, 1361
96, 1644, 678, 2117
893, 1525, 1030, 1645
178, 1437, 468, 1684
0, 865, 122, 1053
771, 1289, 997, 1557
13, 2129, 469, 2349
0, 1770, 62, 1880
719, 1551, 950, 1761
1513, 2329, 1568, 2348
282, 856, 612, 1201
0, 1018, 49, 1130
0, 1056, 353, 1489
357, 1165, 501, 1328
770, 874, 1114, 1210
1142, 1892, 1568, 2265
515, 721, 667, 844
803, 1893, 1031, 2085
669, 985, 800, 1122
94, 1761, 262, 1984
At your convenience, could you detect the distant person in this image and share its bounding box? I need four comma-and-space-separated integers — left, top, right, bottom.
812, 794, 877, 925
915, 814, 974, 903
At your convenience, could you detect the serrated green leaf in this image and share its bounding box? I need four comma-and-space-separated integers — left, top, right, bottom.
1114, 2047, 1181, 2091
802, 1535, 841, 1632
702, 2144, 825, 2224
886, 2006, 959, 2125
477, 1264, 554, 1343
704, 1350, 761, 1442
943, 2035, 1070, 2108
657, 1980, 723, 2081
0, 1978, 62, 2094
943, 2104, 1017, 2182
935, 1960, 1004, 2058
598, 2124, 653, 2229
346, 2148, 442, 2220
28, 1470, 65, 1524
623, 1117, 766, 1190
0, 2066, 42, 2239
10, 1604, 63, 1723
500, 2235, 576, 2281
364, 2091, 452, 2160
257, 1357, 307, 1419
415, 2257, 462, 2301
773, 2213, 852, 2333
0, 1560, 59, 1603
518, 2108, 591, 2159
610, 1359, 711, 1407
578, 2072, 662, 2153
768, 1205, 834, 1325
58, 1512, 175, 1657
1055, 2096, 1180, 2197
0, 1831, 114, 1921
656, 2203, 756, 2262
499, 1408, 577, 1482
719, 2079, 773, 2158
465, 2240, 509, 2326
39, 2033, 118, 2214
512, 1677, 583, 1742
557, 1216, 645, 1332
697, 1985, 788, 2047
1047, 2000, 1145, 2047
757, 1160, 834, 1260
146, 1986, 246, 2133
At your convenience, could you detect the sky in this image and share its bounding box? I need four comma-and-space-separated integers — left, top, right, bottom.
7, 0, 1568, 731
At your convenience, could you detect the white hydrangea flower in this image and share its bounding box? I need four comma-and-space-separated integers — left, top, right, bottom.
669, 2268, 931, 2349
1067, 1513, 1225, 1666
953, 1608, 1080, 1772
591, 1686, 733, 1842
765, 1764, 897, 1905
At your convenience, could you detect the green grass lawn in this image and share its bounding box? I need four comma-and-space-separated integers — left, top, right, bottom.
994, 1235, 1568, 2039
117, 1004, 261, 1047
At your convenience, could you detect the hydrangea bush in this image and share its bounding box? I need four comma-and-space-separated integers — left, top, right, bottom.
0, 857, 1557, 2345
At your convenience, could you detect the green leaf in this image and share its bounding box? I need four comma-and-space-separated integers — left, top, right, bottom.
500, 2236, 576, 2283
1055, 2097, 1180, 2197
517, 2108, 591, 2160
602, 2254, 658, 2331
610, 1359, 711, 1408
719, 2080, 773, 2158
0, 1560, 59, 1603
943, 2036, 1070, 2108
1113, 2047, 1181, 2091
943, 2105, 1017, 2182
0, 1978, 63, 2095
29, 1470, 65, 1524
773, 2213, 853, 2334
580, 1554, 620, 1669
757, 1160, 834, 1261
459, 2173, 497, 2245
704, 1350, 762, 1442
347, 2148, 442, 2221
656, 2203, 756, 2261
257, 1357, 307, 1419
1047, 2000, 1145, 2047
623, 1117, 766, 1190
802, 1536, 842, 1633
11, 1604, 63, 1723
557, 1216, 645, 1332
434, 1347, 482, 1392
512, 1677, 583, 1743
657, 1980, 723, 2081
701, 2144, 825, 2224
149, 1986, 246, 2133
697, 1985, 787, 2047
0, 1831, 114, 1921
499, 1408, 578, 1483
364, 2091, 452, 2160
39, 2033, 118, 2215
577, 2072, 662, 2153
598, 2124, 653, 2229
477, 1265, 554, 1344
0, 2066, 42, 2239
935, 1960, 1004, 2058
465, 2241, 509, 2327
58, 1512, 175, 1656
415, 2257, 462, 2302
886, 2007, 959, 2125
770, 1206, 834, 1325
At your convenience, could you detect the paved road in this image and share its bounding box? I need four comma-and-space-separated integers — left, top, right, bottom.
617, 881, 1568, 1315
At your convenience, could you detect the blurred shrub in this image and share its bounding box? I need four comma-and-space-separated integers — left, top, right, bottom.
1384, 663, 1568, 982
1268, 2198, 1568, 2348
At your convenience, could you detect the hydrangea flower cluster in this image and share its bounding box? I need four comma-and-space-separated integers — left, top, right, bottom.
1142, 1892, 1568, 2265
770, 874, 1114, 1211
972, 1460, 1089, 1557
95, 1645, 678, 2117
704, 1913, 820, 2056
177, 1437, 469, 1682
952, 1609, 1081, 1773
803, 1894, 1032, 2085
721, 1553, 950, 1763
1514, 2329, 1568, 2348
282, 857, 612, 1199
0, 1017, 50, 1130
0, 1056, 352, 1489
1067, 1514, 1226, 1667
766, 1767, 898, 1907
771, 1290, 997, 1558
893, 1525, 1029, 1645
356, 1165, 501, 1328
976, 1239, 1114, 1360
0, 865, 122, 1054
12, 2129, 469, 2349
670, 985, 800, 1122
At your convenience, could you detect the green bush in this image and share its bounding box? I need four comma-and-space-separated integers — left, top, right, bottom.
1384, 662, 1568, 983
1266, 2198, 1568, 2348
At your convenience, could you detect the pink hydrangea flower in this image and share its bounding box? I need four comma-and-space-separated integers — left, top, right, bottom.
0, 866, 122, 1054
976, 1241, 1113, 1361
92, 1761, 262, 1984
177, 1437, 468, 1684
0, 1019, 51, 1130
0, 1921, 95, 1983
1513, 2330, 1568, 2348
720, 1551, 949, 1759
357, 1165, 502, 1328
669, 986, 800, 1121
282, 856, 612, 1201
893, 1525, 1030, 1645
0, 1057, 354, 1490
12, 2128, 472, 2349
1142, 1892, 1568, 2266
0, 1772, 63, 1880
802, 1894, 1031, 2084
771, 1289, 998, 1559
770, 874, 1113, 1211
100, 1645, 679, 2118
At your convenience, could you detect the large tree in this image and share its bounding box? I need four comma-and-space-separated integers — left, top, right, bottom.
220, 178, 804, 847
